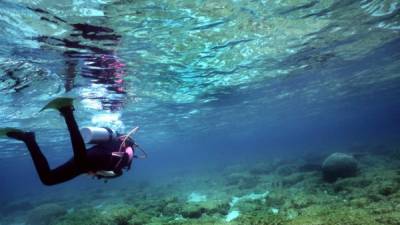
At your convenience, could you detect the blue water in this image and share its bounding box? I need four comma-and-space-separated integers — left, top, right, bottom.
0, 0, 400, 224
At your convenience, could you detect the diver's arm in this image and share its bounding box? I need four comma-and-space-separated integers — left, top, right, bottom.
96, 171, 117, 177
95, 170, 123, 179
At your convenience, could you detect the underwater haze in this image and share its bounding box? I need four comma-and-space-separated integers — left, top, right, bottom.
1, 0, 400, 224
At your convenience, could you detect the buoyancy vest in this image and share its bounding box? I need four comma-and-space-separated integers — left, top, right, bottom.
89, 138, 135, 179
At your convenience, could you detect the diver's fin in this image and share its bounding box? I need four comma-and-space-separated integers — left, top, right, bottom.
0, 128, 24, 137
40, 97, 74, 112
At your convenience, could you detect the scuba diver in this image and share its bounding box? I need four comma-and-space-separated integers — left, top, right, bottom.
2, 98, 146, 186
0, 7, 145, 186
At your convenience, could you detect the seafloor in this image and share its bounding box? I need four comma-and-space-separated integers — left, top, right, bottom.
1, 143, 400, 225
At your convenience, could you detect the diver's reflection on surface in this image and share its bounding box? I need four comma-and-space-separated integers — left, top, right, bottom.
31, 7, 126, 111
64, 51, 126, 111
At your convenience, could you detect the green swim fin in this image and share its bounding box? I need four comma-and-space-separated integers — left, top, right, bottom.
0, 128, 24, 137
40, 97, 74, 112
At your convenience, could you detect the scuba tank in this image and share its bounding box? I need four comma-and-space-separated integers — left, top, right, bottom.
80, 126, 147, 158
80, 127, 118, 144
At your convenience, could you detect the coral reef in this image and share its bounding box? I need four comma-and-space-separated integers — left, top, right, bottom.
27, 203, 66, 225
322, 152, 359, 182
2, 144, 400, 225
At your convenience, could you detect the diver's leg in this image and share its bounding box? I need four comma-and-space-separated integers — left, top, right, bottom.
39, 159, 81, 185
7, 132, 81, 185
59, 107, 88, 171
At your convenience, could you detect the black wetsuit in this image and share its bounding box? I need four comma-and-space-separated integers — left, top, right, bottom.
20, 107, 132, 186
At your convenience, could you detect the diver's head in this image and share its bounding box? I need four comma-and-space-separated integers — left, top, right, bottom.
118, 134, 135, 148
117, 126, 139, 149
